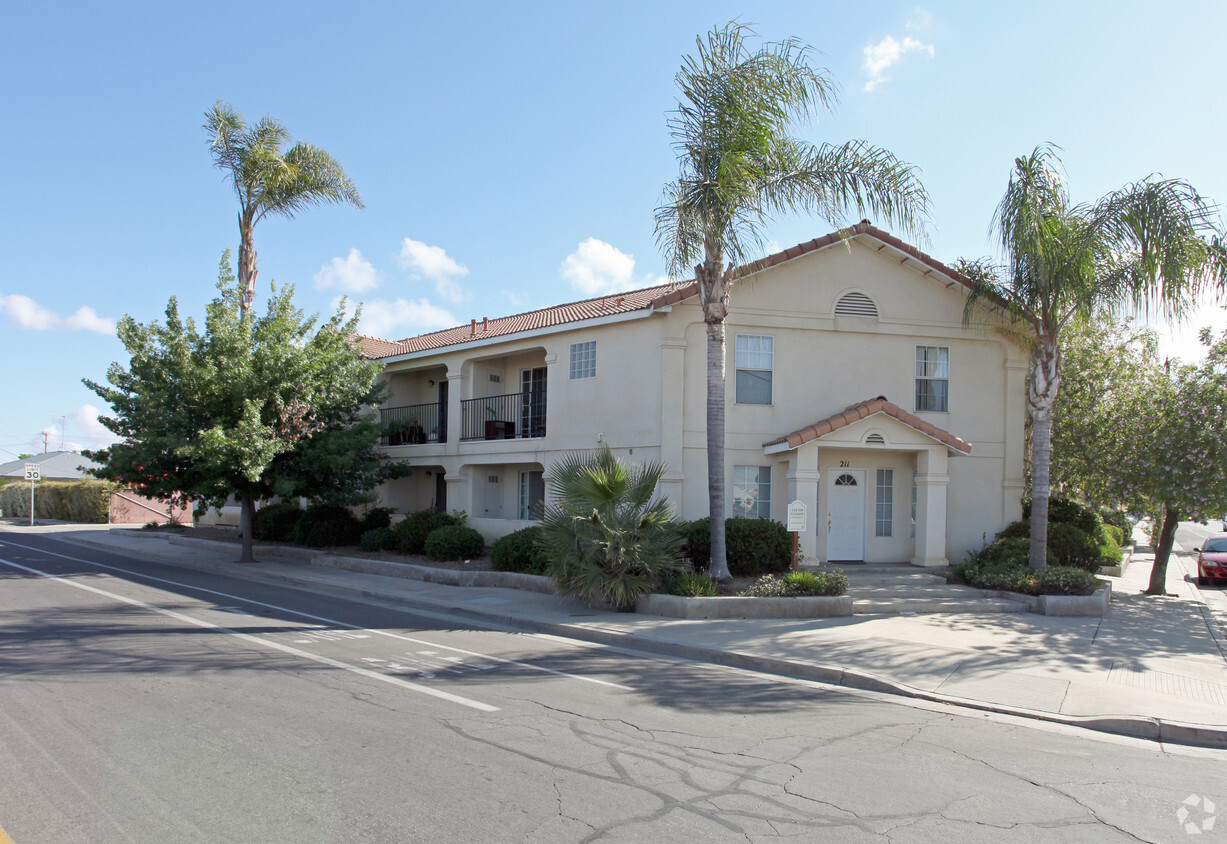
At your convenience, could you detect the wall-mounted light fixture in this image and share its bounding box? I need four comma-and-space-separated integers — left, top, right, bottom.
428, 379, 435, 387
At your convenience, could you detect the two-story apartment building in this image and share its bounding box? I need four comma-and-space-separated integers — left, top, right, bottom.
360, 222, 1026, 566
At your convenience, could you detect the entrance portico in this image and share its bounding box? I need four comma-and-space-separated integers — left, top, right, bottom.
763, 396, 972, 567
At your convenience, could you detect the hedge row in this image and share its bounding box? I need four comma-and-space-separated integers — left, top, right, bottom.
0, 480, 114, 523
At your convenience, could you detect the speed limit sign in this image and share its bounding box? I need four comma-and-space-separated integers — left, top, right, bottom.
24, 463, 40, 481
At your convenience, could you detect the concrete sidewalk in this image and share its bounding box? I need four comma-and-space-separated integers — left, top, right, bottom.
8, 522, 1227, 749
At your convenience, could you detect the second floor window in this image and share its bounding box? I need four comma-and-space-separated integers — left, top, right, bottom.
570, 341, 596, 379
915, 346, 949, 412
736, 334, 773, 404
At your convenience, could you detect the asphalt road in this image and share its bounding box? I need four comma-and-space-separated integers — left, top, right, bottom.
1, 530, 1225, 843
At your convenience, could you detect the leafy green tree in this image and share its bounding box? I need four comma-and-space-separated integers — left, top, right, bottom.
1051, 317, 1227, 594
654, 22, 929, 579
205, 101, 364, 316
962, 144, 1223, 569
85, 253, 406, 562
538, 446, 686, 611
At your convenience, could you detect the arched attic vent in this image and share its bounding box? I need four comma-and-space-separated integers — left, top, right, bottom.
835, 292, 879, 318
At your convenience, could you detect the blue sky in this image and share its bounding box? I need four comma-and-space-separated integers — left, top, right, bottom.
2, 1, 1224, 457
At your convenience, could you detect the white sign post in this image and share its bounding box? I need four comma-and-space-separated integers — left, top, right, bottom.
24, 463, 40, 526
786, 500, 807, 570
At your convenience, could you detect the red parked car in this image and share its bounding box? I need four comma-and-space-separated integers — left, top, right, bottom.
1196, 533, 1227, 586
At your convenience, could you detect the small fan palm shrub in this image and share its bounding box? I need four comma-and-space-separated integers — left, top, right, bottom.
538, 446, 687, 611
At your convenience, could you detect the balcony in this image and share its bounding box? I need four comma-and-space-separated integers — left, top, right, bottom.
381, 402, 445, 445
460, 391, 546, 441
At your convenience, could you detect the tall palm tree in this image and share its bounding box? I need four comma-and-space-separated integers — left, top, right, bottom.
205, 101, 364, 316
962, 144, 1223, 569
655, 23, 929, 580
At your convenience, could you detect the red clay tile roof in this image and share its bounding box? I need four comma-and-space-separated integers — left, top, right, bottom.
765, 395, 973, 455
359, 222, 971, 360
358, 282, 686, 358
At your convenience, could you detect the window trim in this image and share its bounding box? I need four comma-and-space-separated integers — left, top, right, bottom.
915, 345, 950, 413
735, 334, 774, 405
732, 465, 772, 520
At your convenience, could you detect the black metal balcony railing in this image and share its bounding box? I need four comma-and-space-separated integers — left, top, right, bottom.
380, 402, 445, 445
460, 391, 547, 442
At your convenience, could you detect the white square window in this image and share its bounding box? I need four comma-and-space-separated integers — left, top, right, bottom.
733, 465, 771, 519
569, 341, 596, 379
735, 335, 773, 404
915, 346, 949, 412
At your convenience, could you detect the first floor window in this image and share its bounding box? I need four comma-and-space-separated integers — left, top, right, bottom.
733, 465, 771, 519
519, 470, 544, 520
735, 334, 773, 404
875, 469, 894, 536
569, 341, 596, 379
915, 346, 949, 412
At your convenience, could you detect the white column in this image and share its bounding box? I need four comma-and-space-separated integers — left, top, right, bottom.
444, 364, 466, 454
911, 447, 950, 567
785, 446, 821, 562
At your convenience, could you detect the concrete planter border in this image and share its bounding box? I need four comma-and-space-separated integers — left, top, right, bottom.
980, 581, 1111, 617
637, 593, 853, 619
1097, 542, 1134, 577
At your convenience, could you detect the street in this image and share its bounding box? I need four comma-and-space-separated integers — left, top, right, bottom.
1, 528, 1225, 843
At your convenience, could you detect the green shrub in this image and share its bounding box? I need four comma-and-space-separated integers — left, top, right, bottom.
295, 503, 362, 547
303, 519, 354, 548
253, 501, 304, 542
963, 562, 1030, 593
1024, 496, 1099, 537
360, 507, 395, 532
1099, 507, 1131, 536
394, 509, 462, 554
359, 527, 396, 552
679, 517, 791, 576
738, 570, 848, 597
490, 527, 549, 575
424, 525, 485, 561
1026, 566, 1101, 596
1046, 523, 1102, 571
663, 572, 718, 597
1098, 541, 1124, 567
1102, 524, 1125, 547
995, 519, 1031, 541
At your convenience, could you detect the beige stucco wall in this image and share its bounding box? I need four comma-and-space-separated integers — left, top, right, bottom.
370, 235, 1025, 564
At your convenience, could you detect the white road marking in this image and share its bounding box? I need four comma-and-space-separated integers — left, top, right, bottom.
0, 537, 633, 691
0, 556, 499, 713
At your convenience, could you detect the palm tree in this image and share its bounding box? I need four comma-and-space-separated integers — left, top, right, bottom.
962, 144, 1223, 570
654, 23, 929, 580
538, 446, 686, 611
204, 101, 364, 317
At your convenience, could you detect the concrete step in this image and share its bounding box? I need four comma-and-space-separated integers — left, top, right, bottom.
853, 596, 1028, 615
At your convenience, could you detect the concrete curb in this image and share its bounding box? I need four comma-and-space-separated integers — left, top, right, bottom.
57, 530, 1227, 750
638, 593, 853, 618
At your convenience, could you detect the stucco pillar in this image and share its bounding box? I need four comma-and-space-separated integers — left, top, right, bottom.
658, 336, 687, 511
445, 469, 472, 517
785, 445, 820, 562
444, 365, 466, 455
911, 447, 949, 567
1003, 357, 1028, 524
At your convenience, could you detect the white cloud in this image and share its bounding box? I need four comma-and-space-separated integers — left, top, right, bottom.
560, 238, 637, 295
397, 238, 469, 304
0, 294, 115, 334
862, 34, 934, 92
315, 248, 380, 293
333, 295, 457, 340
71, 404, 117, 447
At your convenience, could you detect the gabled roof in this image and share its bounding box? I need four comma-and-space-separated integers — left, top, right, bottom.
764, 396, 973, 455
0, 450, 101, 480
359, 222, 971, 361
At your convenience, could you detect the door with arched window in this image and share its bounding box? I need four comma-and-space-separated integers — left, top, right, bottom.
827, 470, 866, 561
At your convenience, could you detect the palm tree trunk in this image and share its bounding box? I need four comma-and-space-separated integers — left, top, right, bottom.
239, 494, 256, 563
697, 251, 732, 581
237, 227, 258, 318
1145, 505, 1179, 595
1028, 337, 1060, 570
706, 319, 729, 580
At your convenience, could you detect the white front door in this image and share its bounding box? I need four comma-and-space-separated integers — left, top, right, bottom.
827, 470, 866, 561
